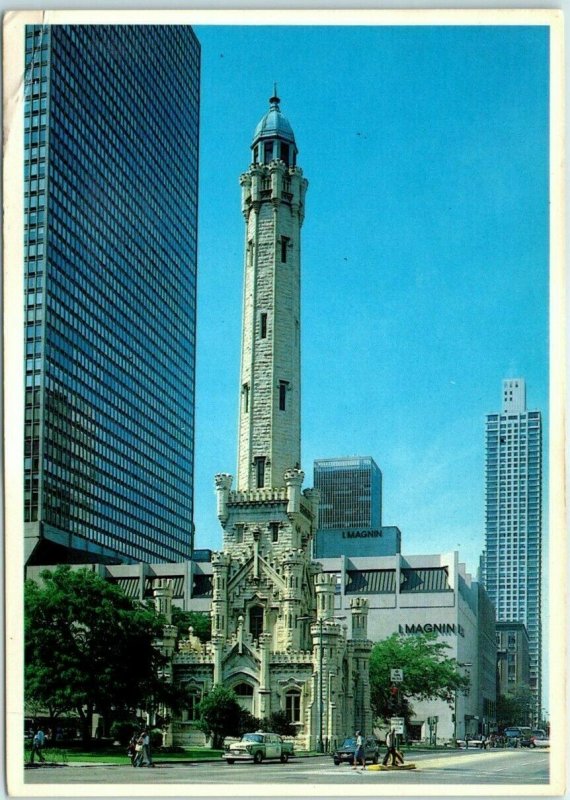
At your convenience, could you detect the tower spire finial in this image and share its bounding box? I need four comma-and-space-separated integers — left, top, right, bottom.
270, 83, 280, 107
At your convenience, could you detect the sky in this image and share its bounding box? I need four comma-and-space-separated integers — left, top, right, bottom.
191, 23, 550, 582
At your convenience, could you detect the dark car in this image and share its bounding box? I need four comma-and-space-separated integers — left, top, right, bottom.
503, 726, 533, 747
519, 729, 535, 748
332, 736, 380, 766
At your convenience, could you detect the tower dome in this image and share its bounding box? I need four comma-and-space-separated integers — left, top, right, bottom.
251, 90, 298, 166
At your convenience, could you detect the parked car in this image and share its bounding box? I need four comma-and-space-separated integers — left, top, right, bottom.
518, 727, 534, 747
332, 736, 380, 765
223, 732, 295, 764
503, 726, 531, 746
528, 729, 549, 748
456, 737, 485, 749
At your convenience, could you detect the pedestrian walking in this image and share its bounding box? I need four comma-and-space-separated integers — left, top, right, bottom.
382, 728, 405, 767
127, 732, 139, 766
133, 728, 154, 767
352, 731, 366, 770
29, 727, 46, 764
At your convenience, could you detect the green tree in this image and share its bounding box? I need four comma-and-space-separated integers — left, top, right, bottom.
25, 566, 169, 742
170, 607, 211, 643
259, 710, 298, 738
369, 633, 470, 723
238, 709, 262, 735
196, 685, 244, 748
496, 685, 534, 728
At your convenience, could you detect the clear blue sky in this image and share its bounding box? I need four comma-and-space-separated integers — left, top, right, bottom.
192, 24, 550, 579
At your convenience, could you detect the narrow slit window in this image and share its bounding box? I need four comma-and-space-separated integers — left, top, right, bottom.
279, 381, 289, 411
270, 522, 279, 543
260, 313, 267, 339
242, 383, 250, 413
281, 237, 289, 263
254, 456, 266, 488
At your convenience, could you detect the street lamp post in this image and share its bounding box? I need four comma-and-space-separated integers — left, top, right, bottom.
298, 614, 346, 753
452, 661, 472, 748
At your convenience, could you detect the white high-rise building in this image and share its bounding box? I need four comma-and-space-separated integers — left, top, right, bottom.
482, 378, 542, 720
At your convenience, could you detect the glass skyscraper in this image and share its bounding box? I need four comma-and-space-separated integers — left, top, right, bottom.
314, 456, 382, 530
482, 379, 543, 719
24, 25, 200, 565
312, 456, 400, 558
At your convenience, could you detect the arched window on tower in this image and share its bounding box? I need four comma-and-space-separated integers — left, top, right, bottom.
234, 682, 254, 698
234, 682, 255, 714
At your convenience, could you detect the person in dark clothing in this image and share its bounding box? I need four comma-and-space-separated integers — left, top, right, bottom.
382, 728, 404, 767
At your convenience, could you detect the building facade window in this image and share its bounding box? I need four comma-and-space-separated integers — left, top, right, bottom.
186, 689, 201, 721
285, 690, 301, 723
279, 381, 288, 411
254, 456, 265, 488
260, 313, 267, 339
280, 236, 289, 263
249, 606, 264, 639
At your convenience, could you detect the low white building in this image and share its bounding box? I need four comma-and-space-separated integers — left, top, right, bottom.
27, 546, 496, 745
316, 551, 496, 743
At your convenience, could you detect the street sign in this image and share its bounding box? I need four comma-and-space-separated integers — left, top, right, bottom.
390, 669, 404, 682
390, 717, 405, 734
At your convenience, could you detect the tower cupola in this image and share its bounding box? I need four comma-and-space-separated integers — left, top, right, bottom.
252, 89, 298, 166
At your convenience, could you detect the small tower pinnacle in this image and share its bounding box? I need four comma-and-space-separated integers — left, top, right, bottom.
270, 83, 279, 106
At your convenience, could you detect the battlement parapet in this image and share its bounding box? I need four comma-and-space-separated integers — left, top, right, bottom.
173, 652, 216, 665
350, 596, 370, 612
281, 549, 305, 565
315, 572, 336, 589
270, 650, 314, 664
228, 488, 288, 505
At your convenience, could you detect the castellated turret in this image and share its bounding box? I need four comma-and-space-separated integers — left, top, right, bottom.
350, 596, 370, 640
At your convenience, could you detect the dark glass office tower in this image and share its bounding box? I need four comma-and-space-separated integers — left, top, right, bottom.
312, 456, 400, 558
24, 25, 200, 565
315, 456, 382, 530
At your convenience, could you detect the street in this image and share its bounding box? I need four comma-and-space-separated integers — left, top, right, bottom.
24, 748, 549, 788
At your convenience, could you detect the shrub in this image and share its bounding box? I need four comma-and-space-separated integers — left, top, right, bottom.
109, 720, 138, 746
150, 728, 163, 749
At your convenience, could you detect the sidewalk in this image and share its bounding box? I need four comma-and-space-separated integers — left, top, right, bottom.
25, 750, 326, 769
